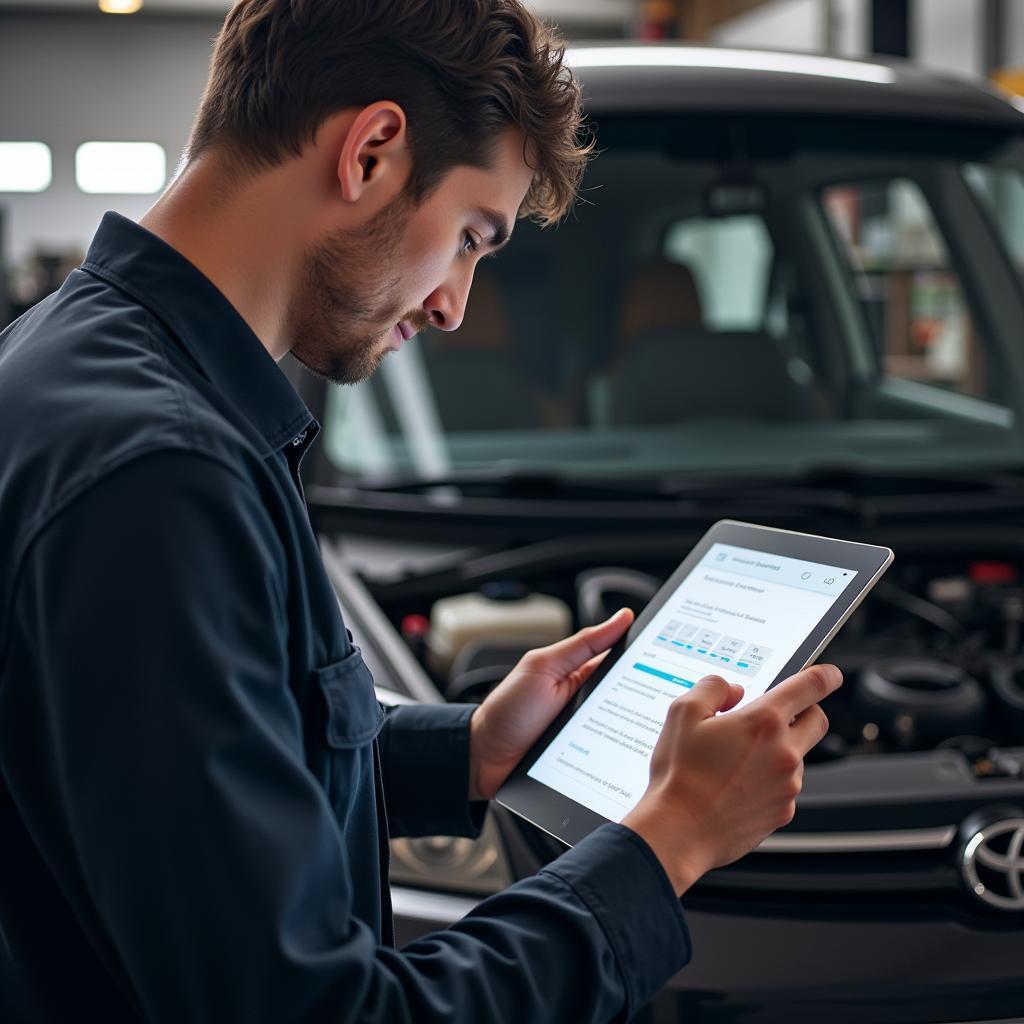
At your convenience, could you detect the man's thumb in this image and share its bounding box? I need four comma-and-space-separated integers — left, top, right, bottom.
533, 607, 634, 675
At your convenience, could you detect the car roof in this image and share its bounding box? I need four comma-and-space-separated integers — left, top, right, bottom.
567, 43, 1024, 129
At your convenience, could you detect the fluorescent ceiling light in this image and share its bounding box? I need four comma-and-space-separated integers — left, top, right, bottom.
98, 0, 144, 12
567, 46, 896, 85
76, 141, 166, 194
0, 142, 53, 193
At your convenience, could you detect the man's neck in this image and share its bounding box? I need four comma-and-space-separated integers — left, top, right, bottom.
140, 155, 305, 361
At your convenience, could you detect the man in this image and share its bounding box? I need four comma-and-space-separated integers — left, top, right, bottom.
0, 1, 840, 1021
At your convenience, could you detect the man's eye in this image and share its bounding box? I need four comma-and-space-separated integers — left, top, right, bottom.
461, 233, 480, 257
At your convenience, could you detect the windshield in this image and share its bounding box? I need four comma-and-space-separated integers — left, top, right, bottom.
321, 114, 1024, 483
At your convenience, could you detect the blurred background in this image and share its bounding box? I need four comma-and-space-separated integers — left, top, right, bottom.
2, 0, 1024, 327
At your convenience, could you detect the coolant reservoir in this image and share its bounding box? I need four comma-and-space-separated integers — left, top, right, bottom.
427, 584, 572, 677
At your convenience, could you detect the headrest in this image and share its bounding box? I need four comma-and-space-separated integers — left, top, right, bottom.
617, 259, 703, 349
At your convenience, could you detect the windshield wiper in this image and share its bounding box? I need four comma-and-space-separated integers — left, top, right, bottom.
326, 466, 868, 515
657, 465, 1024, 520
344, 468, 670, 499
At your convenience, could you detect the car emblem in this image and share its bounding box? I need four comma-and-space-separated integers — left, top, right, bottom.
961, 815, 1024, 911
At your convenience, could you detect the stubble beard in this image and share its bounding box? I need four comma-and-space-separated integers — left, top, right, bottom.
288, 196, 414, 386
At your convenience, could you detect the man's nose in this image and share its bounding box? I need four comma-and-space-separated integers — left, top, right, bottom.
425, 274, 472, 333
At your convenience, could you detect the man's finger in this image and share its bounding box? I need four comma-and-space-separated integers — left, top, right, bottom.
763, 664, 842, 720
678, 675, 743, 720
529, 607, 634, 676
789, 703, 830, 756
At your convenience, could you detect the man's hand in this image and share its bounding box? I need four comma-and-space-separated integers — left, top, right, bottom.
468, 608, 634, 802
621, 665, 842, 897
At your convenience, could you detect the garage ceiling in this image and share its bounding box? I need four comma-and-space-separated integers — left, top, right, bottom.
0, 0, 632, 21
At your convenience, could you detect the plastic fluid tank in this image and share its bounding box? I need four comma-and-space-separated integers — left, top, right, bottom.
427, 586, 573, 678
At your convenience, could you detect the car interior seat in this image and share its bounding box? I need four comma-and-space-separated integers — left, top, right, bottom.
420, 267, 541, 432
605, 259, 819, 425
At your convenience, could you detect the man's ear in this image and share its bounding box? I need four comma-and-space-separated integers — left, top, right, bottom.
334, 101, 411, 207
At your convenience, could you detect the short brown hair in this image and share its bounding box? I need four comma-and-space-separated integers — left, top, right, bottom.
188, 0, 591, 225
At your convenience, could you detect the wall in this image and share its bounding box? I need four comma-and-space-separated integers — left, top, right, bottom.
708, 0, 1024, 75
913, 0, 984, 78
712, 0, 824, 53
711, 0, 869, 58
1008, 0, 1024, 67
0, 13, 216, 267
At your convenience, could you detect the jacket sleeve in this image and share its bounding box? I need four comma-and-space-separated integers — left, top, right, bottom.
9, 449, 692, 1024
377, 702, 489, 838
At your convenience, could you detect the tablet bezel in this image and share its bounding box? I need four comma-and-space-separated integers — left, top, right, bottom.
495, 519, 893, 848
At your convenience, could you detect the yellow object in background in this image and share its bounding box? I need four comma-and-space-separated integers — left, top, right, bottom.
991, 68, 1024, 98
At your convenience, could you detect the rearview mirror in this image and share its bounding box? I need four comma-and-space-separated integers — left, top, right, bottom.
702, 179, 769, 217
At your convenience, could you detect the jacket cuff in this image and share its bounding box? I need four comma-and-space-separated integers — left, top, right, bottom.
377, 703, 488, 838
540, 822, 692, 1015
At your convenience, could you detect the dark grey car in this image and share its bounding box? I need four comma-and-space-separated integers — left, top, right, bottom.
293, 44, 1024, 1024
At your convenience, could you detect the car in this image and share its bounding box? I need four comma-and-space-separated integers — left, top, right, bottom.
289, 44, 1024, 1024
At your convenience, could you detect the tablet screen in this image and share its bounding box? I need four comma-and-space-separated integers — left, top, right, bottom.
526, 542, 859, 823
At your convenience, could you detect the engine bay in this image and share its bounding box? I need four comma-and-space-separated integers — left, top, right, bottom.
365, 531, 1024, 775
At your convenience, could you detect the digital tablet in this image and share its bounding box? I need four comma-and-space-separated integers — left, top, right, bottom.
496, 520, 893, 847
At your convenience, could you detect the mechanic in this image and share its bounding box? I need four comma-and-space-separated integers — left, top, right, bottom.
0, 2, 841, 1021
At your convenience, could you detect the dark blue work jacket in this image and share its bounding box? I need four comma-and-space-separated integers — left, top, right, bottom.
0, 213, 691, 1023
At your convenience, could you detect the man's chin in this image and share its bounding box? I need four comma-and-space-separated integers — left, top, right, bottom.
290, 339, 389, 387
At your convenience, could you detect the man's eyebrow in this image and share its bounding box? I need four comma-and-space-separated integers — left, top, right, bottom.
478, 207, 512, 250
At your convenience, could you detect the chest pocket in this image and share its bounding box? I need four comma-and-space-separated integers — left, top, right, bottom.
315, 647, 385, 820
316, 646, 386, 748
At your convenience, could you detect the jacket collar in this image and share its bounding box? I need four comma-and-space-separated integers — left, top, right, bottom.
81, 211, 316, 457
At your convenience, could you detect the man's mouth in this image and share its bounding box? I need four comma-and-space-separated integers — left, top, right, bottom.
388, 321, 417, 351
385, 318, 423, 352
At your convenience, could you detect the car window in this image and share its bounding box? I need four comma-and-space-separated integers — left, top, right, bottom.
963, 163, 1024, 276
663, 214, 772, 332
821, 178, 994, 403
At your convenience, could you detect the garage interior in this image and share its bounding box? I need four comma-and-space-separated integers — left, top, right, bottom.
3, 3, 1024, 1023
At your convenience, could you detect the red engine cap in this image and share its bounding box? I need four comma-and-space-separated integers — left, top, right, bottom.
969, 561, 1018, 585
400, 613, 431, 637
